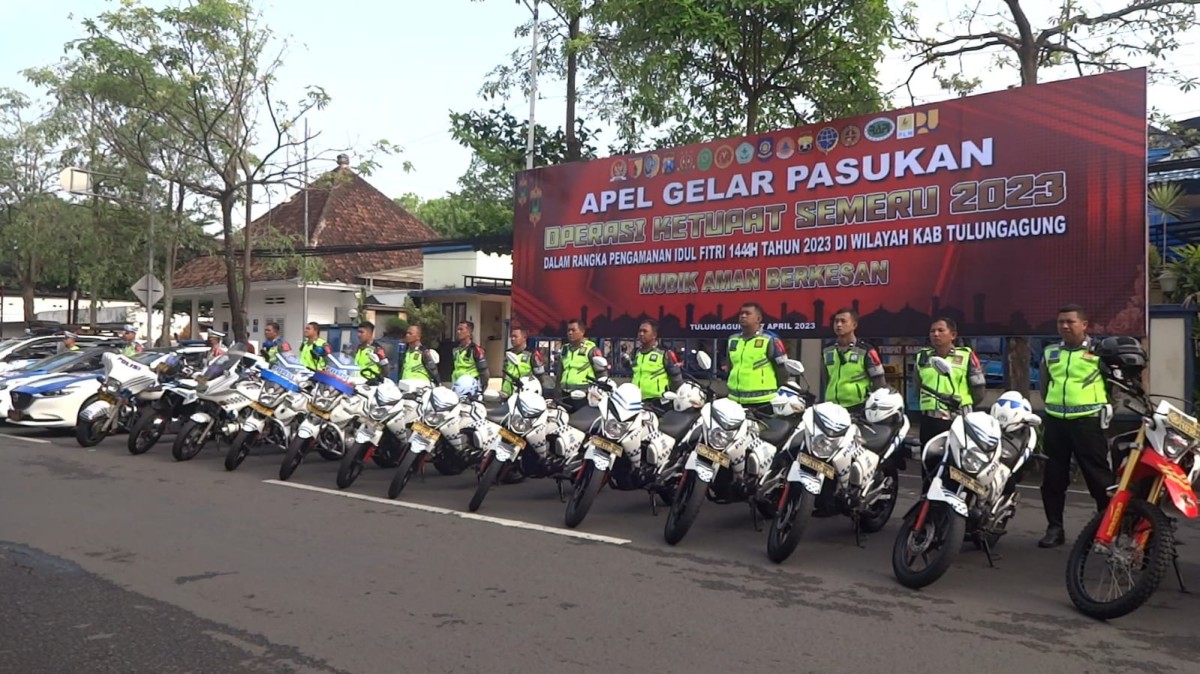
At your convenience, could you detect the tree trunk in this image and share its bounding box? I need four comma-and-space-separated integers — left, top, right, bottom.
565, 12, 581, 161
240, 180, 254, 342
160, 182, 183, 346
1007, 336, 1032, 398
89, 277, 99, 331
1018, 47, 1039, 85
20, 258, 35, 324
220, 194, 246, 340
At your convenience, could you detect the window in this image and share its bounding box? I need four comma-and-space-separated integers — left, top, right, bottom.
441, 304, 454, 340
264, 296, 286, 305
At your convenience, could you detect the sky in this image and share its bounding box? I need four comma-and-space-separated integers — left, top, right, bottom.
2, 0, 1198, 212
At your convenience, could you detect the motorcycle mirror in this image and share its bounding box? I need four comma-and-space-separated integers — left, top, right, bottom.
930, 355, 954, 376
662, 391, 677, 400
483, 390, 502, 403
427, 350, 441, 365
783, 358, 804, 375
505, 351, 521, 365
1026, 414, 1043, 427
570, 389, 586, 399
695, 351, 712, 370
368, 350, 381, 364
592, 355, 609, 370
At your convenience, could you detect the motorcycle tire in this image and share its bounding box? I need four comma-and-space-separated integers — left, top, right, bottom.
664, 471, 705, 545
468, 455, 504, 513
387, 450, 419, 499
127, 411, 167, 455
859, 465, 900, 534
891, 501, 966, 589
74, 394, 109, 448
171, 420, 209, 462
371, 433, 404, 468
336, 442, 370, 489
224, 430, 257, 472
1065, 497, 1174, 620
766, 488, 817, 564
564, 462, 603, 529
279, 436, 310, 481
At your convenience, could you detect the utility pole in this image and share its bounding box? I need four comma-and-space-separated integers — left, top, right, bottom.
520, 0, 540, 170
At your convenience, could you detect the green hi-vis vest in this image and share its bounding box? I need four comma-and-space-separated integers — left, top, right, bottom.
401, 348, 431, 381
633, 348, 670, 401
300, 338, 328, 371
1044, 344, 1108, 419
727, 334, 777, 405
453, 345, 480, 382
502, 350, 534, 395
917, 346, 975, 412
561, 339, 598, 389
823, 345, 872, 407
355, 344, 382, 380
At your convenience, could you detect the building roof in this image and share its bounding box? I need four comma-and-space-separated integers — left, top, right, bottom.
174, 157, 438, 289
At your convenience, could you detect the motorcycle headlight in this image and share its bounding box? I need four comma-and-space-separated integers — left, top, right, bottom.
1164, 429, 1191, 460
368, 403, 392, 422
961, 448, 989, 474
603, 417, 630, 440
509, 414, 534, 435
311, 385, 340, 412
422, 405, 453, 428
257, 383, 286, 408
709, 426, 736, 451
102, 379, 121, 396
809, 433, 839, 459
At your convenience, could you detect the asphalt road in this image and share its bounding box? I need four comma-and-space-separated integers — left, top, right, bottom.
1, 425, 1198, 674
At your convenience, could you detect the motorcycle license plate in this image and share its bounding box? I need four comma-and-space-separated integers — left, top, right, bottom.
696, 444, 731, 468
250, 401, 274, 417
498, 428, 526, 449
948, 466, 985, 495
7, 410, 22, 421
411, 422, 440, 442
307, 403, 332, 420
590, 436, 623, 456
798, 453, 835, 479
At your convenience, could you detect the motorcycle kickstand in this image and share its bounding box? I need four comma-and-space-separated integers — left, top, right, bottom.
1173, 553, 1188, 593
750, 502, 762, 533
981, 535, 997, 568
852, 513, 864, 549
648, 490, 659, 517
556, 478, 567, 503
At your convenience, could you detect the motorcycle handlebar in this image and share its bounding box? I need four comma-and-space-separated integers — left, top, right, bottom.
920, 384, 962, 411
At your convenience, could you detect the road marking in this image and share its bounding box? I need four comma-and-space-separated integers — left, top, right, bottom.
896, 471, 1091, 495
262, 479, 632, 546
0, 433, 51, 444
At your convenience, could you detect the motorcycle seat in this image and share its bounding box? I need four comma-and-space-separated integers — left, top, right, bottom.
486, 403, 510, 425
759, 416, 797, 448
1000, 427, 1030, 469
658, 408, 700, 439
857, 420, 901, 454
567, 405, 600, 433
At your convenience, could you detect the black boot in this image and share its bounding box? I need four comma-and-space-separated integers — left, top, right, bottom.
1038, 525, 1065, 548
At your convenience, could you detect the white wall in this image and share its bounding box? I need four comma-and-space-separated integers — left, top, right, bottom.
5, 297, 138, 323
1149, 316, 1186, 405
210, 286, 360, 346
423, 250, 513, 290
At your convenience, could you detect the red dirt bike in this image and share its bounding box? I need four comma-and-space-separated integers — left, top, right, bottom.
1064, 336, 1200, 620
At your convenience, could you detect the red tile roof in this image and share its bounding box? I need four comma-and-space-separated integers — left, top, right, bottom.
174, 165, 437, 289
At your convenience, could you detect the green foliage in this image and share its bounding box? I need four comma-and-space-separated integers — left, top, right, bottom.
404, 297, 445, 347
384, 315, 408, 337
893, 0, 1200, 98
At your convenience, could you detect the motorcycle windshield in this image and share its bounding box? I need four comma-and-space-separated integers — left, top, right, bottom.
102, 352, 153, 381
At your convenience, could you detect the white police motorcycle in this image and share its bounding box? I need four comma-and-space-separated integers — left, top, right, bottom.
224, 352, 314, 471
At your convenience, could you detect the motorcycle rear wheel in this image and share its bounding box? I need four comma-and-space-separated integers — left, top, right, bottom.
664, 471, 705, 546
859, 466, 900, 534
171, 420, 208, 462
892, 501, 965, 589
766, 487, 816, 564
127, 411, 166, 455
1065, 497, 1173, 620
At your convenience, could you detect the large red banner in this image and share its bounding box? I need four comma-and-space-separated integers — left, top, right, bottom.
512, 69, 1148, 339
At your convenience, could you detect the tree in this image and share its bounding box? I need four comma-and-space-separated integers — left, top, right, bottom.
404, 297, 445, 347
894, 0, 1200, 99
587, 0, 892, 149
896, 0, 1200, 396
60, 0, 388, 340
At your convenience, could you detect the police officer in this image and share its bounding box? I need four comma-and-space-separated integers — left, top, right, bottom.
556, 318, 607, 401
624, 318, 683, 403
206, 329, 227, 362
120, 324, 144, 358
353, 320, 390, 382
723, 302, 788, 412
501, 326, 546, 398
299, 322, 329, 371
822, 307, 886, 412
399, 324, 440, 384
914, 317, 986, 447
1038, 304, 1113, 548
451, 320, 490, 389
261, 321, 291, 365
61, 331, 80, 352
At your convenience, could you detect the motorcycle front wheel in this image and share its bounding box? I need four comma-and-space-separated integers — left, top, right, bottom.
766, 486, 817, 564
74, 394, 110, 448
1065, 497, 1173, 620
564, 462, 603, 529
891, 500, 965, 589
387, 449, 419, 499
468, 454, 504, 513
279, 436, 310, 481
336, 442, 371, 489
224, 430, 257, 471
171, 420, 209, 462
664, 470, 705, 545
127, 410, 167, 455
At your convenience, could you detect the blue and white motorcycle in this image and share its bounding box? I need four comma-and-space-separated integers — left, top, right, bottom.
278, 353, 368, 481
224, 352, 314, 471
